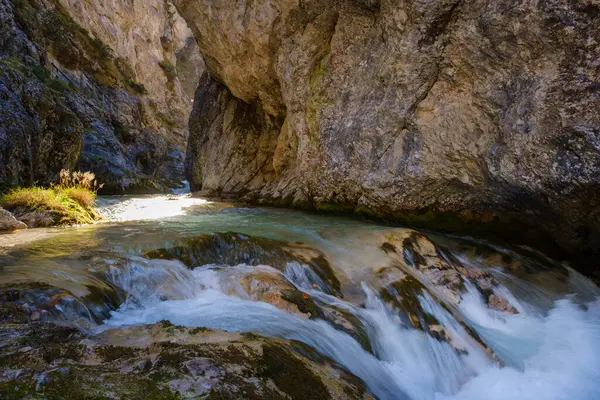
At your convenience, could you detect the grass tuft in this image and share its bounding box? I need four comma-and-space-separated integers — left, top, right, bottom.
0, 170, 103, 226
61, 187, 95, 207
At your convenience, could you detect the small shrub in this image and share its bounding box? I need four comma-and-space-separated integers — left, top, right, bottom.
58, 169, 103, 192
158, 60, 177, 82
32, 65, 50, 81
90, 37, 111, 58
46, 78, 72, 93
127, 79, 147, 94
157, 112, 177, 127
61, 187, 95, 207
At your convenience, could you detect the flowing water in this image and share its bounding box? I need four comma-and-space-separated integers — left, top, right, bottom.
1, 194, 599, 400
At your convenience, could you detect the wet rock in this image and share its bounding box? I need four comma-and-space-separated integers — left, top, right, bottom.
488, 294, 518, 314
382, 230, 518, 313
0, 207, 26, 231
145, 232, 342, 296
0, 320, 373, 399
0, 279, 123, 327
206, 264, 312, 318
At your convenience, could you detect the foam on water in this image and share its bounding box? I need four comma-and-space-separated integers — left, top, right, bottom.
102, 258, 600, 400
441, 294, 600, 400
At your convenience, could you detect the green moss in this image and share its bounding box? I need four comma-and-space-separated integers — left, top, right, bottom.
189, 326, 211, 334
46, 78, 75, 93
0, 56, 47, 83
309, 54, 329, 92
39, 366, 183, 400
95, 345, 141, 363
0, 381, 31, 400
261, 344, 330, 400
156, 348, 188, 371
32, 64, 50, 81
0, 56, 26, 73
158, 60, 177, 82
306, 53, 331, 144
42, 343, 85, 363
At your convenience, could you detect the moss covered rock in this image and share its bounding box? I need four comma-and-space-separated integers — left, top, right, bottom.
0, 318, 373, 400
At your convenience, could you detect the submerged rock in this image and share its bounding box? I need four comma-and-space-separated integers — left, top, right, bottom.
0, 207, 26, 231
145, 232, 342, 296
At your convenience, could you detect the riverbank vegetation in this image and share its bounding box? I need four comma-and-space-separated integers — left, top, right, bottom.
0, 170, 103, 227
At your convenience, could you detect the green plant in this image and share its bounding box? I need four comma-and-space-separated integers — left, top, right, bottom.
46, 78, 72, 93
60, 187, 95, 207
32, 65, 50, 81
158, 60, 177, 82
127, 79, 147, 94
0, 170, 104, 226
0, 187, 96, 225
58, 169, 103, 192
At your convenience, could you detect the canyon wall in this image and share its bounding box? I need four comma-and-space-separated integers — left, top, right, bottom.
0, 0, 203, 193
176, 0, 600, 271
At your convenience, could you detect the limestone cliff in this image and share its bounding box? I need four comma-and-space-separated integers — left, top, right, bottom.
176, 0, 600, 271
0, 0, 203, 193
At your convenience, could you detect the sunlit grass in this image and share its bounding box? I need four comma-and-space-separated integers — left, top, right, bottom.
1, 170, 103, 226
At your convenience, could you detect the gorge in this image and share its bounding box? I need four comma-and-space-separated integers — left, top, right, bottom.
1, 0, 600, 399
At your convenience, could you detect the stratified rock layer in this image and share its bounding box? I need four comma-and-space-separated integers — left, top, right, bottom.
176, 0, 600, 273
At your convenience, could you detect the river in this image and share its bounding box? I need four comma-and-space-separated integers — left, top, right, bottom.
1, 194, 599, 399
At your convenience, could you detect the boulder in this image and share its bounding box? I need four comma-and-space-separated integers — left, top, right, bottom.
0, 207, 26, 231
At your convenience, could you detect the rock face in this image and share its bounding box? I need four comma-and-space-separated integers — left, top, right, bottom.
177, 0, 600, 273
0, 207, 26, 231
0, 0, 203, 193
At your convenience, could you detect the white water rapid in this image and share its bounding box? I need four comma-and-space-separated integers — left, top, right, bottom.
103, 256, 600, 400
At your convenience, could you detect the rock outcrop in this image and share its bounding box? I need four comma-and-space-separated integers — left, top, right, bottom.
176, 0, 600, 274
0, 0, 203, 193
0, 319, 372, 399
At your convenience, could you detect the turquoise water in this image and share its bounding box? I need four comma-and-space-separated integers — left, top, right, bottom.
1, 194, 599, 400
